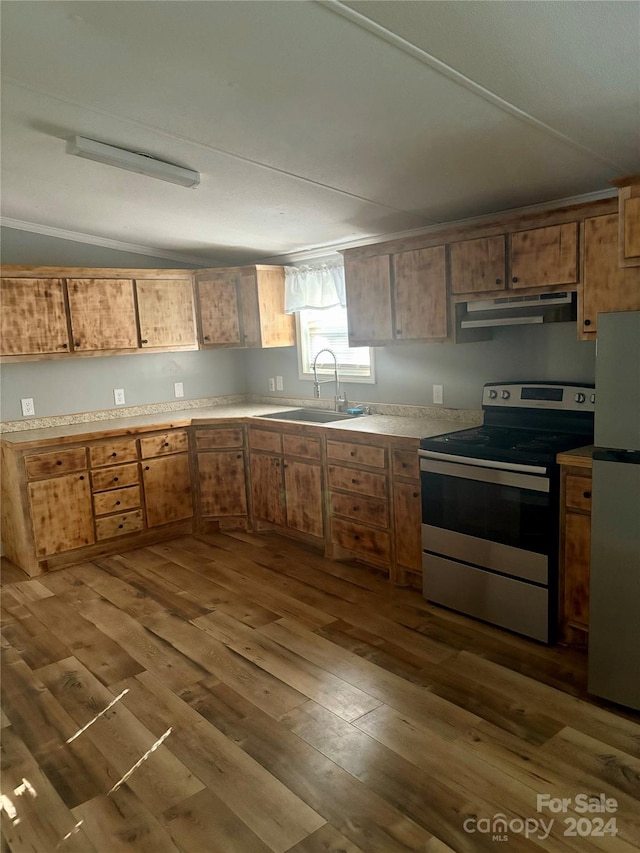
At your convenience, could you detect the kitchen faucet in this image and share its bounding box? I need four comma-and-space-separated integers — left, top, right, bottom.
312, 348, 348, 412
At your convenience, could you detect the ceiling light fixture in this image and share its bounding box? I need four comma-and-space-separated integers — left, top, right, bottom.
66, 136, 200, 188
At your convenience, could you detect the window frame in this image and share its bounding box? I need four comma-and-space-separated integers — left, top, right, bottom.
295, 307, 376, 385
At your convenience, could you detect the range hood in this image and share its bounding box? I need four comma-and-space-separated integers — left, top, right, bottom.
459, 293, 576, 329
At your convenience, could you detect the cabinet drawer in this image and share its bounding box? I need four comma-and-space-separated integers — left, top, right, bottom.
89, 439, 139, 468
25, 447, 87, 479
566, 475, 592, 513
331, 517, 391, 564
282, 434, 321, 461
328, 464, 387, 499
95, 509, 144, 540
326, 440, 385, 468
195, 428, 244, 450
93, 485, 141, 516
330, 492, 389, 528
248, 428, 283, 454
91, 462, 139, 492
392, 448, 419, 479
139, 430, 188, 458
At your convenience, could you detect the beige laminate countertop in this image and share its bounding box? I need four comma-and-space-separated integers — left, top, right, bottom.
0, 405, 469, 449
556, 445, 594, 468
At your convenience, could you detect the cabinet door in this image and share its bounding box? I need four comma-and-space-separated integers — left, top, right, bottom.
256, 267, 295, 348
344, 255, 393, 344
393, 246, 447, 340
284, 459, 324, 538
197, 275, 242, 346
509, 223, 578, 289
28, 472, 94, 557
142, 453, 193, 527
623, 196, 640, 263
198, 450, 247, 517
136, 279, 197, 348
449, 235, 506, 294
250, 452, 285, 526
67, 279, 138, 351
563, 511, 591, 629
1, 278, 70, 355
582, 215, 640, 335
393, 481, 421, 570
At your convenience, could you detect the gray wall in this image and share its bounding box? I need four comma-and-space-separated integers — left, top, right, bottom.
242, 322, 596, 410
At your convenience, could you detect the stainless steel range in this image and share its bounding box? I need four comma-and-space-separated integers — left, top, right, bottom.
419, 382, 595, 643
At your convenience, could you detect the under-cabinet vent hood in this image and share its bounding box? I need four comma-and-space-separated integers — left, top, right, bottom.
459, 293, 576, 329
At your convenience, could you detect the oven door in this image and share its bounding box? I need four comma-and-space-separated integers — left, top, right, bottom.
419, 451, 552, 583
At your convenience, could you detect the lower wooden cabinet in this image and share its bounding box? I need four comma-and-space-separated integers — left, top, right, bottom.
284, 458, 323, 538
250, 451, 286, 526
559, 463, 593, 646
392, 480, 422, 576
198, 451, 248, 518
28, 471, 94, 557
141, 453, 193, 527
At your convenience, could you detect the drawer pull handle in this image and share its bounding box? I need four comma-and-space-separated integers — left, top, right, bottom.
583, 491, 591, 499
116, 500, 121, 506
113, 477, 119, 482
57, 460, 63, 465
111, 452, 117, 457
118, 524, 124, 529
164, 442, 169, 447
350, 451, 356, 456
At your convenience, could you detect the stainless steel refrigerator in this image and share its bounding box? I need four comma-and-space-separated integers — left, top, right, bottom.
588, 311, 640, 710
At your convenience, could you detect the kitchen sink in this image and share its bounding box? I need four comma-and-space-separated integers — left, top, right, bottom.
258, 408, 359, 423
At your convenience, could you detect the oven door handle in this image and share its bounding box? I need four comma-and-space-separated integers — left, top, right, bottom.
419, 453, 549, 493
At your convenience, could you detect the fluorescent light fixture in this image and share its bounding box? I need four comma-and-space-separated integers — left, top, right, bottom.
66, 136, 200, 188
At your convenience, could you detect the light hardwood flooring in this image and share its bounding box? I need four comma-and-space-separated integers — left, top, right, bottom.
1, 531, 639, 852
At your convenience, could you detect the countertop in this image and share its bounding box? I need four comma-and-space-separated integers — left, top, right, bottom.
0, 404, 468, 449
556, 445, 594, 468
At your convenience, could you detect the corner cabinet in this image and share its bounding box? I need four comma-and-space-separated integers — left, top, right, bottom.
195, 265, 295, 349
343, 246, 448, 345
194, 425, 249, 528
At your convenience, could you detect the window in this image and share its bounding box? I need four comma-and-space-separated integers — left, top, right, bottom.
296, 305, 375, 383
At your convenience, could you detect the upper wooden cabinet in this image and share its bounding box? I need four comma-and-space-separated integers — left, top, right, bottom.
344, 248, 448, 344
67, 278, 138, 351
136, 278, 197, 348
581, 214, 640, 338
611, 175, 640, 267
195, 265, 294, 349
450, 223, 578, 295
1, 278, 70, 355
449, 235, 506, 295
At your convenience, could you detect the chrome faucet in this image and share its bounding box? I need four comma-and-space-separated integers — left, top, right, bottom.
312, 348, 348, 412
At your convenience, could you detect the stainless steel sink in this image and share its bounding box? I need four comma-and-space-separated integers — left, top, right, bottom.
258, 408, 358, 423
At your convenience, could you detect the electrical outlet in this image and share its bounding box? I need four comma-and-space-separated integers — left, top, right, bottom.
433, 384, 444, 405
113, 388, 126, 406
21, 397, 35, 417
174, 382, 184, 398
268, 378, 276, 392
276, 375, 284, 391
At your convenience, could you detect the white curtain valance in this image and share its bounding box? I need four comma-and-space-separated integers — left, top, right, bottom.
284, 261, 346, 314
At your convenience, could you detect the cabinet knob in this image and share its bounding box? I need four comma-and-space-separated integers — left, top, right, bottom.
236, 454, 242, 459
396, 329, 402, 335
113, 477, 119, 482
413, 492, 419, 498
495, 278, 502, 285
141, 339, 149, 344
353, 505, 359, 512
118, 524, 124, 529
354, 534, 361, 541
204, 336, 210, 342
56, 460, 63, 465
584, 319, 591, 327
164, 442, 169, 447
583, 491, 591, 499
79, 475, 85, 480
274, 460, 280, 467
116, 500, 121, 505
351, 478, 358, 484
350, 451, 356, 457
75, 341, 81, 347
512, 277, 519, 283
145, 466, 150, 471
111, 452, 117, 457
60, 342, 68, 349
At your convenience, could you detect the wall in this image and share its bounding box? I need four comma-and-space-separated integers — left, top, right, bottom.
242, 322, 596, 411
0, 227, 244, 421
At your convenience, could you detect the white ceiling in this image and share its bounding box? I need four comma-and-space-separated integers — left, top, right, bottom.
1, 1, 638, 266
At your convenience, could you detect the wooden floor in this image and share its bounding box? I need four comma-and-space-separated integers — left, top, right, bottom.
1, 532, 639, 853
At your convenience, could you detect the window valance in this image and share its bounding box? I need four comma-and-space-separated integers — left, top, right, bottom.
284, 261, 346, 314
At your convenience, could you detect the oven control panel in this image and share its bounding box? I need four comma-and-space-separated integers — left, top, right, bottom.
483, 382, 595, 412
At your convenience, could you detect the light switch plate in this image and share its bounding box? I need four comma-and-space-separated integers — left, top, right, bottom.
268, 378, 276, 391
113, 388, 126, 406
276, 375, 284, 391
174, 382, 184, 398
433, 384, 444, 405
